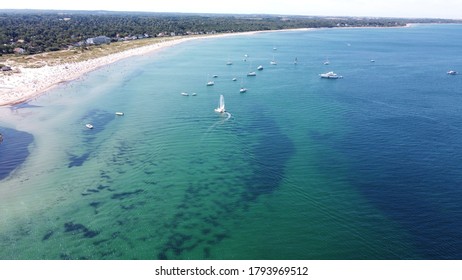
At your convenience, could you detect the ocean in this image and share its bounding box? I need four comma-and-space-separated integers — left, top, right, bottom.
1, 24, 462, 260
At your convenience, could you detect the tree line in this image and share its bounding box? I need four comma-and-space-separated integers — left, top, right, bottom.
1, 10, 460, 55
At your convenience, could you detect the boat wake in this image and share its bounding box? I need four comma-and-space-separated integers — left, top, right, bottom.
200, 111, 232, 143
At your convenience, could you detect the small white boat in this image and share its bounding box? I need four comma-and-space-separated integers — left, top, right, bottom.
226, 61, 233, 65
370, 59, 376, 63
240, 87, 247, 93
115, 112, 124, 116
232, 77, 237, 81
319, 71, 343, 79
181, 92, 189, 96
192, 93, 197, 96
86, 124, 94, 129
270, 55, 277, 65
247, 72, 257, 76
206, 81, 215, 86
294, 57, 298, 64
257, 65, 264, 71
324, 61, 330, 65
447, 70, 458, 75
214, 94, 226, 113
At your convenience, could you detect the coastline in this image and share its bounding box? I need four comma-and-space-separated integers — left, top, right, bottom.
0, 36, 203, 106
0, 24, 410, 107
0, 31, 271, 107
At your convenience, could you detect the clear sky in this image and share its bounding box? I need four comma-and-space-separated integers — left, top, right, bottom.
2, 0, 461, 19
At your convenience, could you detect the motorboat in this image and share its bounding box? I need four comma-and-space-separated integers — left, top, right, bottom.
247, 72, 257, 76
240, 87, 247, 93
319, 71, 343, 79
181, 92, 189, 96
447, 70, 458, 75
115, 112, 124, 116
86, 124, 94, 129
257, 65, 264, 71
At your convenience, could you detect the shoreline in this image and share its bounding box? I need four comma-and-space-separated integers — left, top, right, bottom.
0, 25, 410, 107
0, 30, 290, 107
0, 35, 213, 106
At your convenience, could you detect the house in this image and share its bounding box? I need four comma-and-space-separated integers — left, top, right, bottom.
86, 36, 111, 45
13, 48, 25, 54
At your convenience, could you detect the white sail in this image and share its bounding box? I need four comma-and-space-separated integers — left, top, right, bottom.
215, 94, 225, 113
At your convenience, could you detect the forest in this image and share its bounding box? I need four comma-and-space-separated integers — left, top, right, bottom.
1, 10, 460, 55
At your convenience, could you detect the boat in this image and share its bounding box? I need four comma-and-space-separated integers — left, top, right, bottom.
324, 61, 330, 65
213, 75, 218, 78
181, 92, 189, 96
226, 61, 233, 65
447, 70, 458, 75
232, 77, 237, 81
192, 93, 197, 96
257, 65, 264, 71
240, 78, 247, 93
294, 57, 298, 65
115, 112, 124, 116
0, 133, 3, 144
206, 81, 215, 86
270, 55, 277, 65
86, 124, 94, 129
319, 71, 343, 79
247, 71, 257, 76
214, 95, 226, 113
370, 59, 376, 63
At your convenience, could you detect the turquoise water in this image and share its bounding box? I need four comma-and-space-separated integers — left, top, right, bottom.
1, 24, 462, 259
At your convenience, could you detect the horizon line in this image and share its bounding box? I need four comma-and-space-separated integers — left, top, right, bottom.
1, 8, 461, 21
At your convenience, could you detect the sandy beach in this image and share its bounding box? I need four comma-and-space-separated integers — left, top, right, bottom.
0, 37, 203, 106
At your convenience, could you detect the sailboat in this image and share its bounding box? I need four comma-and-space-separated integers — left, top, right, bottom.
214, 95, 226, 113
294, 57, 298, 65
226, 55, 233, 65
206, 74, 215, 86
240, 77, 247, 93
270, 54, 277, 65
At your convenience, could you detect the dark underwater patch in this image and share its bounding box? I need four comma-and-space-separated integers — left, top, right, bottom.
68, 152, 91, 168
42, 230, 54, 241
0, 127, 34, 180
64, 222, 99, 238
111, 189, 144, 200
242, 112, 295, 202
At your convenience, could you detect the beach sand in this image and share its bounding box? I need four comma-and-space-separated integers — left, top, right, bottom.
0, 37, 200, 106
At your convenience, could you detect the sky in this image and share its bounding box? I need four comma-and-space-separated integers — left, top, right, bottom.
1, 0, 461, 19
